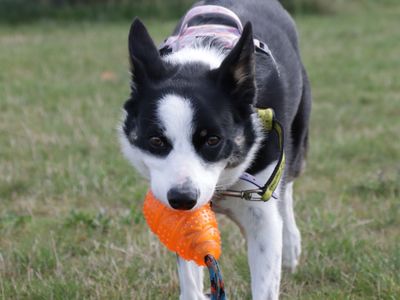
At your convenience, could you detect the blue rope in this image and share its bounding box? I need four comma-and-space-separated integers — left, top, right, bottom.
205, 255, 226, 300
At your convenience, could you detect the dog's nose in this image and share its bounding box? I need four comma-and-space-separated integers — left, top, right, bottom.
167, 187, 198, 210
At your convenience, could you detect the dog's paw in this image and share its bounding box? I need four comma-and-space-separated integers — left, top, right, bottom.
282, 226, 301, 273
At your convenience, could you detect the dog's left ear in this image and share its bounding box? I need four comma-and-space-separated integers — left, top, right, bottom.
128, 18, 167, 85
214, 23, 256, 106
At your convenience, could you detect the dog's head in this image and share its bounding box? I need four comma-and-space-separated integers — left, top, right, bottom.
119, 19, 262, 210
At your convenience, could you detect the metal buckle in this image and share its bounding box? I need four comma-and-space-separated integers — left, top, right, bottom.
215, 189, 278, 201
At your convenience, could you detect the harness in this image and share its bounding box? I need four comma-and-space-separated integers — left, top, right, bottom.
159, 5, 278, 70
160, 5, 285, 203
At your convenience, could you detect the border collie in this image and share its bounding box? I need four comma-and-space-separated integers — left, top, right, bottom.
119, 0, 311, 299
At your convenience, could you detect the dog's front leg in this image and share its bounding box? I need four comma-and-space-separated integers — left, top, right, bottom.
177, 256, 208, 300
279, 181, 301, 272
215, 189, 283, 300
244, 200, 282, 300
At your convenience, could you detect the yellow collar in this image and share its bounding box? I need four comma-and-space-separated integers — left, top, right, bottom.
215, 108, 285, 202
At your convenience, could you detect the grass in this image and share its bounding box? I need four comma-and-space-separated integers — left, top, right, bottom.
1, 2, 400, 299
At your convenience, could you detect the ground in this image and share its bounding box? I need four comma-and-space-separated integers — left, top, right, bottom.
0, 2, 399, 299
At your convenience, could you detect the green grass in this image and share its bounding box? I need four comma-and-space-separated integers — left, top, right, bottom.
1, 3, 400, 299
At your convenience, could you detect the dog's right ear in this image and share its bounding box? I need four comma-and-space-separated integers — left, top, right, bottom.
128, 18, 166, 85
212, 23, 256, 108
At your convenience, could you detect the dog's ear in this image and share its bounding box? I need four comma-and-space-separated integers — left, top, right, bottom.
214, 23, 256, 106
128, 18, 167, 85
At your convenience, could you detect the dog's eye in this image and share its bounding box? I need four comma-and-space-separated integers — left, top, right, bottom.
149, 136, 165, 148
206, 136, 221, 147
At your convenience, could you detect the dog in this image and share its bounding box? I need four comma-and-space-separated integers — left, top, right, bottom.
119, 0, 311, 299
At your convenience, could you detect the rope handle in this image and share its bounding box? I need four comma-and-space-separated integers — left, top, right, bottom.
205, 255, 226, 300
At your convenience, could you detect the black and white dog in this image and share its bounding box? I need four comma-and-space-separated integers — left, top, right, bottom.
119, 0, 311, 299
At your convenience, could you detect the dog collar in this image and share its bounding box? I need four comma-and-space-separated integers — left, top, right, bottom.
216, 109, 286, 202
159, 5, 278, 70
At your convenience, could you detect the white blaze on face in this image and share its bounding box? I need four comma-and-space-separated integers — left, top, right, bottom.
140, 94, 225, 209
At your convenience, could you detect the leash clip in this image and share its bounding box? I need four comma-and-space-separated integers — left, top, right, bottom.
215, 189, 278, 201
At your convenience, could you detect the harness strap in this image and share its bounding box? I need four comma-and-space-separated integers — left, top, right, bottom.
159, 5, 279, 71
179, 5, 243, 34
257, 109, 285, 201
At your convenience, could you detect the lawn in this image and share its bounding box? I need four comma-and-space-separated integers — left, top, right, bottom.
0, 2, 399, 299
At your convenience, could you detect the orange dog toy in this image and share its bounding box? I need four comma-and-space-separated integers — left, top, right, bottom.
142, 191, 221, 266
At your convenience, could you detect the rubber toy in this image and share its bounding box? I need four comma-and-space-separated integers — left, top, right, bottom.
142, 190, 221, 266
